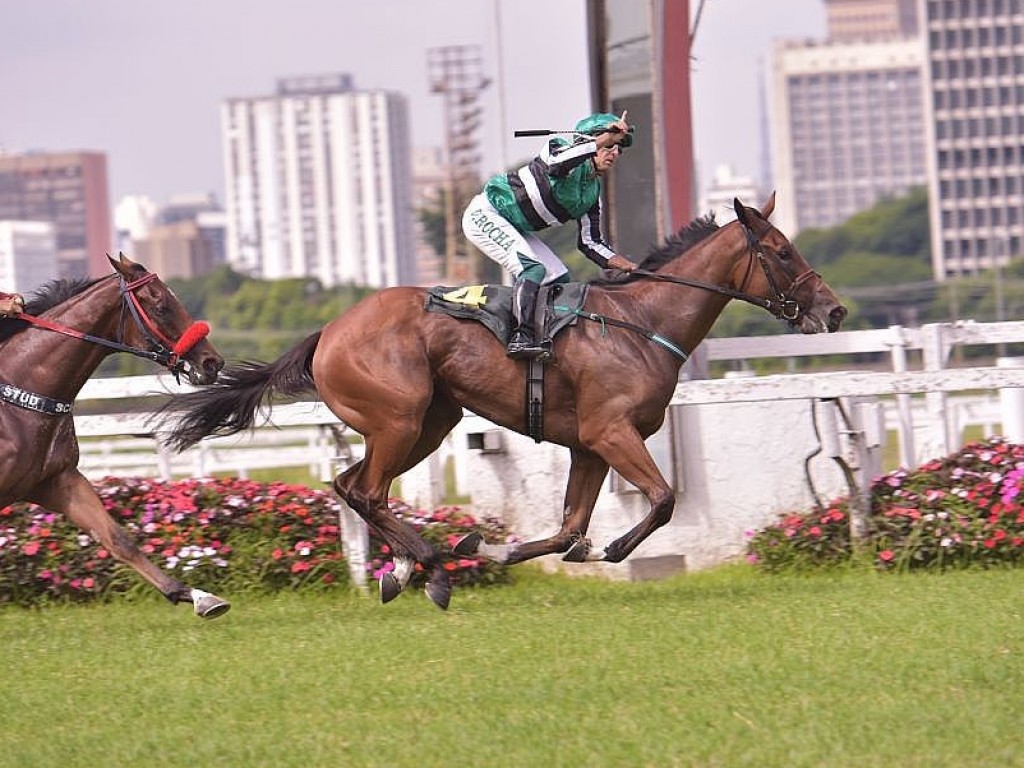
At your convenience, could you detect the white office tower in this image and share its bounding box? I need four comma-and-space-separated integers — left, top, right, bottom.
921, 0, 1024, 280
0, 221, 59, 295
771, 35, 928, 236
221, 74, 416, 288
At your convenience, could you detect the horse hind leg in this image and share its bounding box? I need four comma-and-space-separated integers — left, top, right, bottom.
333, 397, 463, 609
34, 472, 230, 619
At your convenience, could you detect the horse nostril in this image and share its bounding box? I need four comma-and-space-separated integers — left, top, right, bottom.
203, 357, 224, 379
828, 306, 848, 332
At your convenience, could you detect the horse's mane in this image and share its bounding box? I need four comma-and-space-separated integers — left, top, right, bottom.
0, 277, 99, 343
590, 212, 720, 286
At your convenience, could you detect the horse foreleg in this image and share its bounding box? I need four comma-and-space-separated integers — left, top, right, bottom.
454, 448, 609, 565
31, 471, 230, 618
582, 421, 675, 563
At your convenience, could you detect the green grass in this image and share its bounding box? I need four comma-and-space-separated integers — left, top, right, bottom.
2, 566, 1024, 767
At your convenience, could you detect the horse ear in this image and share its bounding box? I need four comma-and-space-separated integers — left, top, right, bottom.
106, 252, 119, 272
733, 198, 751, 227
761, 191, 777, 219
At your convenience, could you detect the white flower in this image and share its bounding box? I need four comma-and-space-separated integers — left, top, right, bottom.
940, 537, 953, 548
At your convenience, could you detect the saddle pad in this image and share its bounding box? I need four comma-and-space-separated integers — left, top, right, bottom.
424, 282, 589, 345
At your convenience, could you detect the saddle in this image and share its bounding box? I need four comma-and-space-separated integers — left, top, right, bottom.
424, 282, 588, 349
425, 282, 589, 443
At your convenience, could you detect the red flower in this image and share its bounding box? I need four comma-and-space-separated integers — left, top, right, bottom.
290, 561, 311, 573
878, 550, 895, 562
809, 526, 822, 538
21, 541, 40, 556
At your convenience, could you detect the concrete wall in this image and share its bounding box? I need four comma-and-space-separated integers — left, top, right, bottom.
401, 397, 852, 578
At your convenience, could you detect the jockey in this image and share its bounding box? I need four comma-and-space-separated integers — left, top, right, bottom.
0, 292, 24, 317
462, 111, 638, 359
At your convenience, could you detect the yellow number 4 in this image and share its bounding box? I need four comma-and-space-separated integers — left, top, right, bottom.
442, 285, 489, 308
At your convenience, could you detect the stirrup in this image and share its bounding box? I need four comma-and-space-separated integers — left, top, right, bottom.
507, 334, 549, 360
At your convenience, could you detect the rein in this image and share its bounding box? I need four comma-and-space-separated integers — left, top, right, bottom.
560, 223, 819, 361
11, 272, 209, 380
631, 249, 814, 322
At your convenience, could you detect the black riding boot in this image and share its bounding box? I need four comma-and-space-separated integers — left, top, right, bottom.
507, 279, 548, 360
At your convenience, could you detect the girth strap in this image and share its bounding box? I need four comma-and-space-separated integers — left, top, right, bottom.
526, 357, 544, 443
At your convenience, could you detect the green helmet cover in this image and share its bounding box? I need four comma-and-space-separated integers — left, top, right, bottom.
574, 112, 634, 148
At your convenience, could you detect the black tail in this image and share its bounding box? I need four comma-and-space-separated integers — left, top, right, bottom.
156, 331, 321, 452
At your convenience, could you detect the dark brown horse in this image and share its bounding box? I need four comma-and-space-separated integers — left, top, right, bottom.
162, 195, 846, 610
0, 254, 230, 617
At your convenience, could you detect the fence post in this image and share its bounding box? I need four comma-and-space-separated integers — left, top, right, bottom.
338, 503, 369, 593
886, 325, 917, 468
997, 357, 1024, 442
921, 323, 953, 458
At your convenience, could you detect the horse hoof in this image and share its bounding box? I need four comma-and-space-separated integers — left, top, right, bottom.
379, 572, 402, 604
451, 532, 483, 557
190, 589, 231, 619
425, 579, 451, 611
562, 538, 591, 563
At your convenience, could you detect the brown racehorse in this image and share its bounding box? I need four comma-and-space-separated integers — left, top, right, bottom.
161, 195, 846, 610
0, 254, 230, 617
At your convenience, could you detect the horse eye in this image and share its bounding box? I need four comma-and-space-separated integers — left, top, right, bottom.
777, 246, 792, 261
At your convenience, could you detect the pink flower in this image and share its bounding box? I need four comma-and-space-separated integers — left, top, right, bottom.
21, 541, 40, 556
878, 550, 895, 562
808, 526, 822, 538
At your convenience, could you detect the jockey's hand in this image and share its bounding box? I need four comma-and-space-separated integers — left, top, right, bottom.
0, 293, 24, 316
596, 111, 632, 149
607, 254, 636, 272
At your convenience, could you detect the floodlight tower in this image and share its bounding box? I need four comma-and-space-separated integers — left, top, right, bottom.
427, 45, 491, 284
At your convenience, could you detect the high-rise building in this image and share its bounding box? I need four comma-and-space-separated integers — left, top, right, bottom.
0, 220, 59, 294
771, 29, 927, 235
118, 193, 226, 279
921, 0, 1024, 280
825, 0, 919, 41
0, 151, 111, 280
221, 74, 416, 288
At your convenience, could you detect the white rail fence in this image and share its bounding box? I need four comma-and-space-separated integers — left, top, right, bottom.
66, 320, 1024, 579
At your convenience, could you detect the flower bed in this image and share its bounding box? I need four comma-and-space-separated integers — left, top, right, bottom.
747, 437, 1024, 572
0, 476, 512, 606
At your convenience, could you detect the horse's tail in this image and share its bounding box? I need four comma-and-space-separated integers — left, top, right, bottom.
157, 331, 322, 452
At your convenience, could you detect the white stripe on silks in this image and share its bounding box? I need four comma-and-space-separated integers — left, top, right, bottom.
517, 167, 561, 227
579, 207, 615, 260
541, 139, 596, 170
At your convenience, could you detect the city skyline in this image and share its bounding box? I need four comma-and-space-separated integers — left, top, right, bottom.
0, 0, 825, 214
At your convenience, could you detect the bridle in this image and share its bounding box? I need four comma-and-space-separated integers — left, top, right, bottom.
11, 271, 210, 381
632, 221, 820, 324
